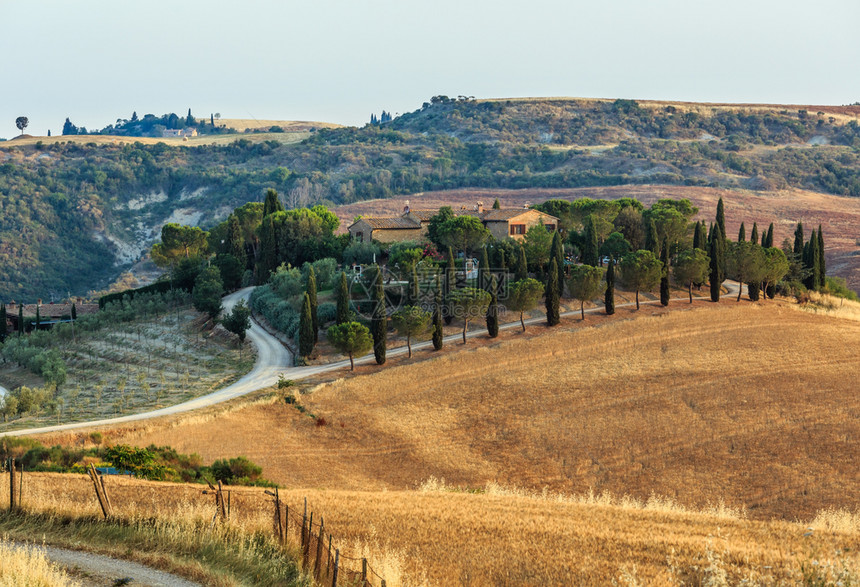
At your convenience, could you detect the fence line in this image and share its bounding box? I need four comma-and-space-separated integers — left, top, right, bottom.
0, 468, 387, 587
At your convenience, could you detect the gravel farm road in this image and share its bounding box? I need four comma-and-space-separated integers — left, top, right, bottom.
0, 282, 743, 439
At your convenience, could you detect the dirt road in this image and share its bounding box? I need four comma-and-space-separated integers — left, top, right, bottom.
31, 543, 200, 587
0, 287, 292, 438
0, 283, 742, 438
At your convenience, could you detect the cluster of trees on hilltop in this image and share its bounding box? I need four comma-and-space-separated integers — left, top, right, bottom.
60, 108, 235, 138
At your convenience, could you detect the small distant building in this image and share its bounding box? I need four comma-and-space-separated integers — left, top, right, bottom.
162, 128, 198, 138
347, 201, 558, 243
5, 300, 99, 332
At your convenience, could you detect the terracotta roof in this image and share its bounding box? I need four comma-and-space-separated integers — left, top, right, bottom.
407, 209, 438, 222
356, 217, 422, 230
459, 209, 558, 222
349, 206, 559, 231
5, 302, 99, 317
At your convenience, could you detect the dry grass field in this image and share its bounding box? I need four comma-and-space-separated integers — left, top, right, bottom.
208, 118, 342, 132
96, 301, 860, 521
480, 97, 860, 123
1, 472, 857, 585
22, 300, 860, 584
333, 185, 860, 292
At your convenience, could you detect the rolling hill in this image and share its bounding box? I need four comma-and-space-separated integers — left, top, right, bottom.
34, 298, 860, 583
2, 97, 860, 299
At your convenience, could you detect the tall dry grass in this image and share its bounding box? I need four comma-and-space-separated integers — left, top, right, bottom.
0, 473, 307, 586
0, 537, 79, 586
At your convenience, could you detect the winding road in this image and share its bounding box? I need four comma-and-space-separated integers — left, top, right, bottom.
0, 282, 743, 438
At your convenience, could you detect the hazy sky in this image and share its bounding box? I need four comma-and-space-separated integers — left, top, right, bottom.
2, 0, 859, 137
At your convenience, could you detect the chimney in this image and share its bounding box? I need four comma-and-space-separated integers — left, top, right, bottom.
476, 201, 484, 213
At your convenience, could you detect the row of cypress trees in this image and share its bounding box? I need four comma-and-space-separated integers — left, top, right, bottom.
298, 199, 830, 363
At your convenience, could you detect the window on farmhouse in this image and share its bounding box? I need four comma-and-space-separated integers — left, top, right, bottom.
510, 224, 526, 235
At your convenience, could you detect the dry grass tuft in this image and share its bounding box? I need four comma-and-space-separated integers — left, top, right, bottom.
794, 290, 860, 321
0, 537, 79, 586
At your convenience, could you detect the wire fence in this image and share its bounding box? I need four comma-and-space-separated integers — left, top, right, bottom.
0, 460, 387, 587
269, 488, 387, 587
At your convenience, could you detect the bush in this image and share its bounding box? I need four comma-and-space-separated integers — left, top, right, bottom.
342, 241, 380, 266
823, 276, 860, 301
269, 265, 303, 298
302, 258, 337, 290
317, 302, 337, 325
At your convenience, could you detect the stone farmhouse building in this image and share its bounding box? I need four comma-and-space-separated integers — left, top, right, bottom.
162, 128, 198, 138
348, 201, 558, 244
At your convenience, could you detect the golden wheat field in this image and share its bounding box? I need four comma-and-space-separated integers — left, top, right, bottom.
1, 472, 858, 586
95, 301, 860, 520
27, 300, 860, 585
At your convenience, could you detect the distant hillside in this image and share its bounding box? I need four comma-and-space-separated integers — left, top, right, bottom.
1, 96, 859, 298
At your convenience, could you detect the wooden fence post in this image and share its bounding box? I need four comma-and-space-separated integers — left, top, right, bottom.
8, 457, 16, 511
331, 548, 339, 587
98, 472, 111, 515
314, 516, 325, 579
326, 533, 332, 577
87, 464, 111, 518
303, 511, 313, 569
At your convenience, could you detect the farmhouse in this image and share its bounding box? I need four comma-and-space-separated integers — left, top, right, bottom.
4, 300, 98, 331
347, 201, 558, 243
162, 128, 198, 138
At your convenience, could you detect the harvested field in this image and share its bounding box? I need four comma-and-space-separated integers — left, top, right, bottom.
85, 301, 860, 522
332, 185, 860, 291
0, 472, 857, 586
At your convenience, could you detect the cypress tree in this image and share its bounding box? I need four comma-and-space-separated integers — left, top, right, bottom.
604, 257, 615, 315
335, 271, 350, 324
716, 197, 726, 241
479, 246, 490, 291
545, 258, 560, 326
765, 223, 776, 298
35, 305, 40, 330
445, 246, 456, 325
750, 222, 758, 246
793, 222, 804, 258
227, 214, 245, 267
709, 232, 722, 302
0, 303, 6, 342
803, 230, 821, 290
486, 274, 499, 338
583, 216, 599, 266
644, 217, 659, 255
738, 222, 746, 242
692, 221, 705, 250
551, 230, 565, 293
498, 249, 506, 274
492, 198, 501, 209
372, 268, 387, 365
660, 237, 670, 306
299, 293, 314, 358
515, 246, 529, 281
17, 305, 23, 337
765, 223, 774, 248
432, 274, 444, 351
306, 266, 318, 343
263, 188, 284, 216
71, 303, 77, 321
817, 225, 826, 288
